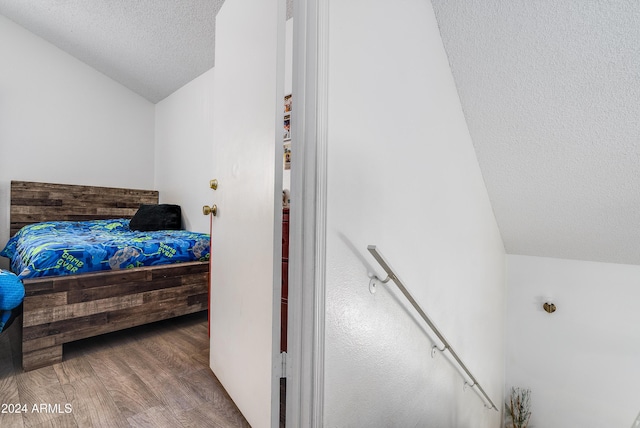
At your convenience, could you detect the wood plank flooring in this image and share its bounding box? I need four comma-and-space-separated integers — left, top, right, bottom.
0, 312, 251, 427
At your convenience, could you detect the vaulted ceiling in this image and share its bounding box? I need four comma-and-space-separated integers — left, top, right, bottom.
0, 0, 224, 103
1, 1, 638, 265
431, 0, 640, 265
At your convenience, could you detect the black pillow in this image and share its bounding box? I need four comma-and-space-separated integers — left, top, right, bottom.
130, 204, 182, 231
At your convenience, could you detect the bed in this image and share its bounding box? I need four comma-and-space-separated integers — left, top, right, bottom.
4, 181, 210, 371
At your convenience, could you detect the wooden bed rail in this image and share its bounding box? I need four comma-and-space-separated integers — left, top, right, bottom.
22, 261, 209, 371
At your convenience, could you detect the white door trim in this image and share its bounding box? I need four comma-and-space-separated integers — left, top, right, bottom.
272, 1, 287, 427
286, 0, 329, 426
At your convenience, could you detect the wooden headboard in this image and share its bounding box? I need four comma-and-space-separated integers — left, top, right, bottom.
10, 181, 159, 236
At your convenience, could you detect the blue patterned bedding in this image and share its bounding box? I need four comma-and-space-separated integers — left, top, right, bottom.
0, 219, 210, 280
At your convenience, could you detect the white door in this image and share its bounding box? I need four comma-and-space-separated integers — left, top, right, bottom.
209, 0, 285, 427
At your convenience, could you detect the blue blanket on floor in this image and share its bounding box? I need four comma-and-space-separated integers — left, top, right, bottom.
0, 269, 24, 333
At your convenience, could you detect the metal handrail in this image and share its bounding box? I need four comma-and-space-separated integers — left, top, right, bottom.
367, 245, 498, 411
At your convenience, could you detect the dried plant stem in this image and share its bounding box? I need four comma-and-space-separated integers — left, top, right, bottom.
506, 387, 531, 428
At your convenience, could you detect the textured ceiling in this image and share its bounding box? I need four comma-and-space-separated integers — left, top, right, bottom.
0, 0, 224, 103
0, 0, 294, 103
431, 0, 640, 265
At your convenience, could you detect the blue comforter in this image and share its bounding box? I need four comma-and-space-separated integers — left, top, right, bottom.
0, 219, 210, 280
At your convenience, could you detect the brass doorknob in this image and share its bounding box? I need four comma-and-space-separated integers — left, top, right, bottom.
203, 204, 217, 216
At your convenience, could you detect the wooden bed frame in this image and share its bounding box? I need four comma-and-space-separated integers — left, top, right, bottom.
9, 181, 209, 371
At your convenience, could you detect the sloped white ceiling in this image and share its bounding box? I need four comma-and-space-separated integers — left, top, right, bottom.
0, 0, 224, 103
431, 0, 640, 265
0, 0, 293, 103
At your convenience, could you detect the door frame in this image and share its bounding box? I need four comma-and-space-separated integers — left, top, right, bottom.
286, 0, 328, 426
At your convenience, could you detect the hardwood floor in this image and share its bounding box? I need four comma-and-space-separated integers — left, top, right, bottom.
0, 312, 251, 427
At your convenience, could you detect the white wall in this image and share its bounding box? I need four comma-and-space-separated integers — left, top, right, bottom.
323, 0, 506, 426
154, 69, 215, 234
0, 14, 155, 260
506, 255, 640, 428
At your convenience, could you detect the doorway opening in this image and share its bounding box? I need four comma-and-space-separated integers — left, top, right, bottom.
279, 8, 294, 426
